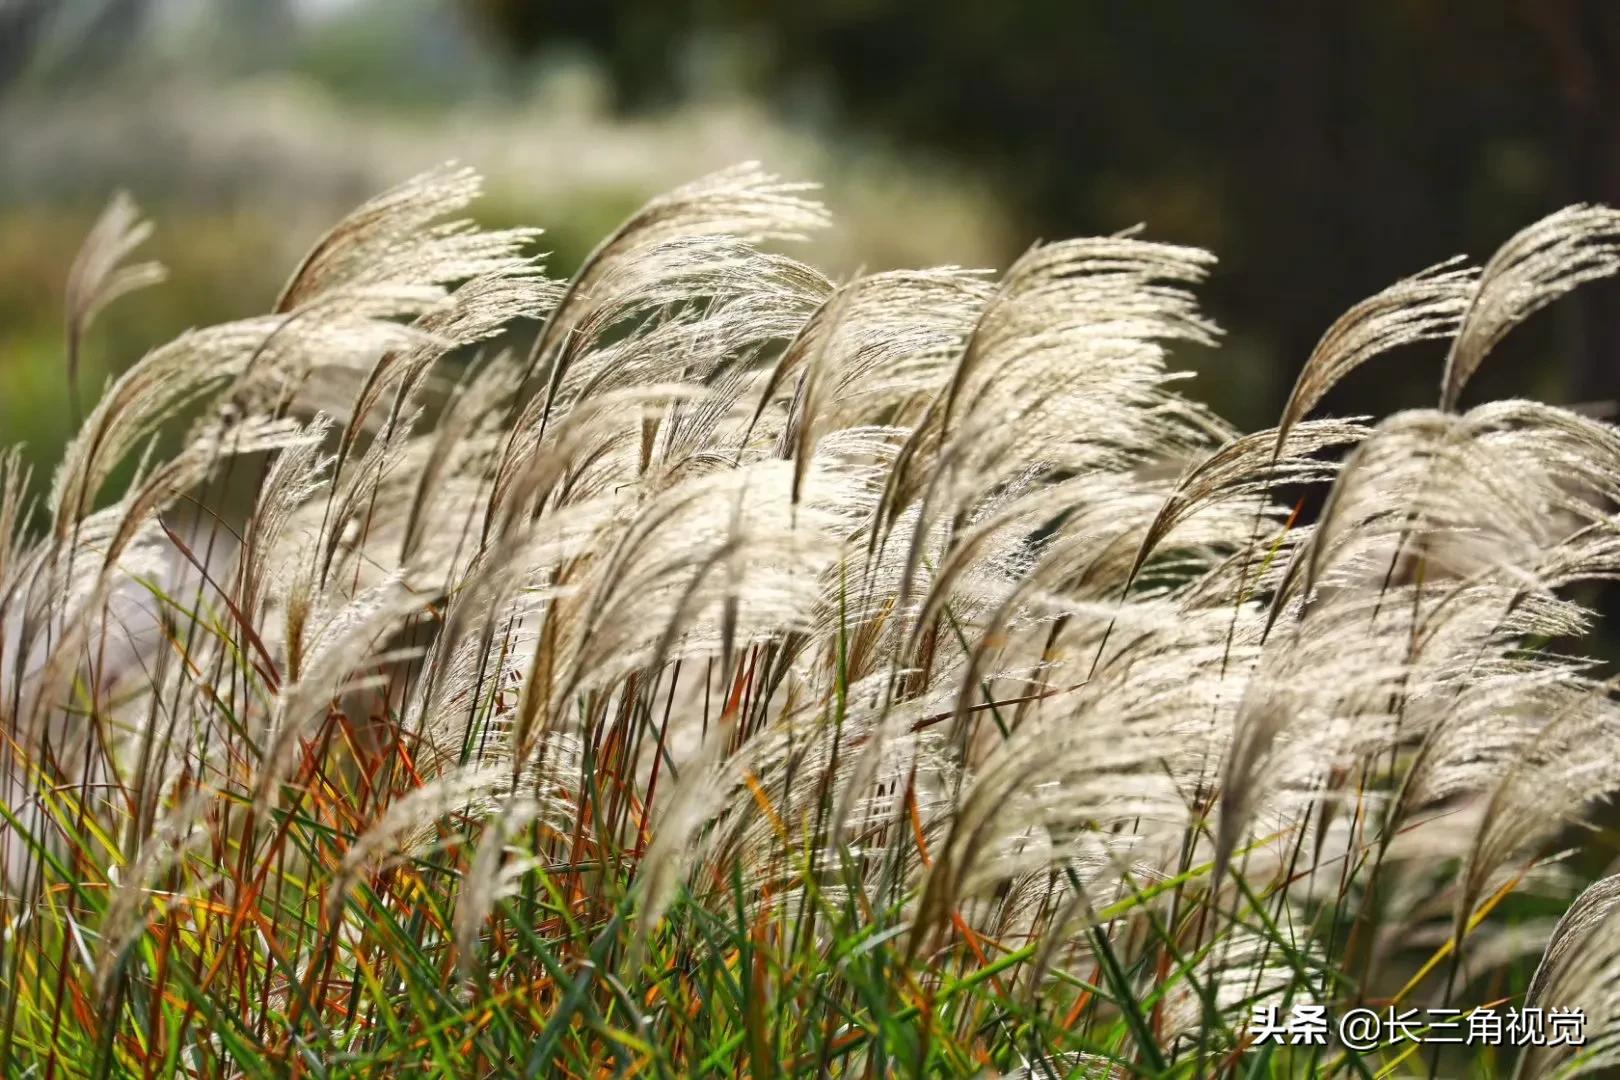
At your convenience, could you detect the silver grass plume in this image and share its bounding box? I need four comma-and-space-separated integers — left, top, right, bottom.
12, 164, 1620, 1074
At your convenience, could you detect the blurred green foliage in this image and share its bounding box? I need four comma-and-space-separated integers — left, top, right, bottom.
0, 209, 286, 479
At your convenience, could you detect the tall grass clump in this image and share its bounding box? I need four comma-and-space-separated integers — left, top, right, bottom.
8, 163, 1620, 1077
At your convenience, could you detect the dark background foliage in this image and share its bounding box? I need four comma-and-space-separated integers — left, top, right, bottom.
462, 0, 1620, 430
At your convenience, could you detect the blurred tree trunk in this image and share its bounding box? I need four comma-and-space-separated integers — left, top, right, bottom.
2, 0, 154, 89
205, 0, 295, 69
73, 0, 151, 67
0, 0, 51, 92
1525, 0, 1620, 411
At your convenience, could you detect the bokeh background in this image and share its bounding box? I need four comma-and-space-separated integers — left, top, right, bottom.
4, 0, 1620, 482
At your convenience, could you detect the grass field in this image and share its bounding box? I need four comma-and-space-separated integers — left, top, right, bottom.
3, 163, 1620, 1076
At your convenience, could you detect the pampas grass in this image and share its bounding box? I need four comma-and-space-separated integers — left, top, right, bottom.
5, 163, 1620, 1076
